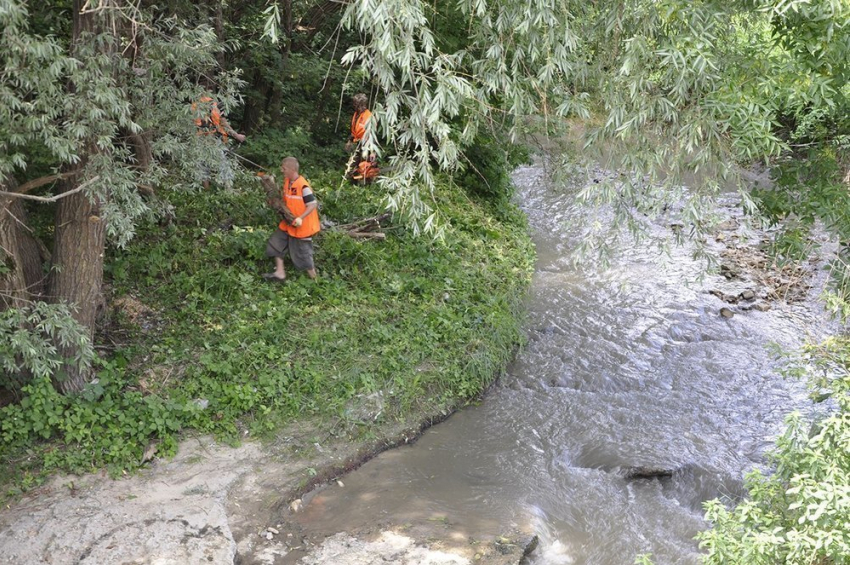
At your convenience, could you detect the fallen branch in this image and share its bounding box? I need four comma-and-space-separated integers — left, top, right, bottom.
336, 212, 391, 232
348, 232, 386, 240
333, 212, 390, 241
259, 174, 296, 224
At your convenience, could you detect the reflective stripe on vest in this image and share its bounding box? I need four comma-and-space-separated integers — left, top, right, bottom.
280, 176, 320, 238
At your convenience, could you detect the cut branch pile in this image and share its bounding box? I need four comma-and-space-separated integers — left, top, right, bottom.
333, 213, 390, 240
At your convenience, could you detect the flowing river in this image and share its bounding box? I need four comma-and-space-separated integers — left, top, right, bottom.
286, 162, 832, 564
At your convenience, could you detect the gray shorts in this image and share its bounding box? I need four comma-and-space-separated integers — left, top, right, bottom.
265, 229, 314, 270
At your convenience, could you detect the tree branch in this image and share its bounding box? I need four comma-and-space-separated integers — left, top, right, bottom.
13, 173, 74, 195
0, 176, 101, 203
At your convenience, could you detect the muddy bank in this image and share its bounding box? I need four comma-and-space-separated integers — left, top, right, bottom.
0, 402, 534, 564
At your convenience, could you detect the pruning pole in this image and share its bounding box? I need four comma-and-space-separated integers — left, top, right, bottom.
224, 147, 269, 173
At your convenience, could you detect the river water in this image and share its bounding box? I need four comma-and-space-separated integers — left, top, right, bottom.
288, 162, 831, 564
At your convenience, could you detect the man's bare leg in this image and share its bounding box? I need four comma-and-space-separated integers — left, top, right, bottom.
273, 257, 287, 279
263, 257, 286, 281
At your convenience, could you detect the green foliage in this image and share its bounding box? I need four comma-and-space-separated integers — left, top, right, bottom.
455, 133, 530, 202
239, 125, 346, 173
0, 362, 186, 483
698, 336, 850, 564
338, 0, 588, 234
0, 167, 533, 493
2, 0, 244, 245
0, 303, 94, 390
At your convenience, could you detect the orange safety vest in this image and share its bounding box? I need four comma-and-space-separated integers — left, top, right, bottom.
350, 109, 372, 143
193, 96, 228, 143
280, 175, 320, 238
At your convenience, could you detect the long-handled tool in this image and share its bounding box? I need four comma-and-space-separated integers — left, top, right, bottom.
224, 147, 269, 172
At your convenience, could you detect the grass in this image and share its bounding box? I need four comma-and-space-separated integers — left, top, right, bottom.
0, 167, 534, 497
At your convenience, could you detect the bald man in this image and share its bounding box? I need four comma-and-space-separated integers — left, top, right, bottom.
263, 157, 320, 281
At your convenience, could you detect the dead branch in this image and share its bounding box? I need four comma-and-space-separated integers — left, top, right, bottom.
332, 212, 390, 240
336, 212, 391, 232
347, 232, 386, 240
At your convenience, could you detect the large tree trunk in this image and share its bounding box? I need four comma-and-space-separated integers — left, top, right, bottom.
45, 0, 116, 394
47, 175, 106, 394
10, 199, 46, 298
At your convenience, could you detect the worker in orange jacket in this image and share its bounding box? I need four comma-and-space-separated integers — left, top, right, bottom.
263, 157, 320, 281
193, 95, 246, 189
345, 93, 379, 183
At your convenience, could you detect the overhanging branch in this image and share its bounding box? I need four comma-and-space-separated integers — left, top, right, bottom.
13, 173, 74, 195
0, 176, 101, 203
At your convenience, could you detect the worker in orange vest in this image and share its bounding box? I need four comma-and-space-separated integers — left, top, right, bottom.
193, 95, 246, 189
263, 157, 320, 281
345, 93, 379, 183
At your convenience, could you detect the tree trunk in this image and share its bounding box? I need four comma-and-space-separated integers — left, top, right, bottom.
127, 129, 154, 173
0, 202, 29, 311
10, 199, 46, 298
213, 0, 225, 68
242, 69, 272, 134
284, 0, 293, 56
0, 177, 45, 309
47, 175, 106, 394
44, 0, 116, 394
0, 177, 49, 390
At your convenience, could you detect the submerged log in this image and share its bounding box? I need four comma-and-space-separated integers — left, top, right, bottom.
621, 466, 675, 480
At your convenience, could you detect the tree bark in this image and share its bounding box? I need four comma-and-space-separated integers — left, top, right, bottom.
0, 176, 49, 389
11, 200, 45, 298
213, 0, 225, 68
45, 0, 116, 394
0, 202, 29, 311
47, 175, 106, 394
127, 129, 154, 173
284, 0, 293, 56
0, 177, 45, 310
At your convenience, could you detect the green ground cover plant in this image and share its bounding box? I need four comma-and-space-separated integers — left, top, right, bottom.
0, 168, 533, 495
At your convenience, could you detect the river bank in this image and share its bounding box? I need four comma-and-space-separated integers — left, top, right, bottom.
1, 160, 837, 564
0, 168, 536, 563
263, 161, 837, 565
0, 406, 536, 564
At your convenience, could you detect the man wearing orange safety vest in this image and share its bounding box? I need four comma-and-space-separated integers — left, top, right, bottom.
263, 157, 319, 281
192, 95, 246, 189
345, 93, 379, 182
